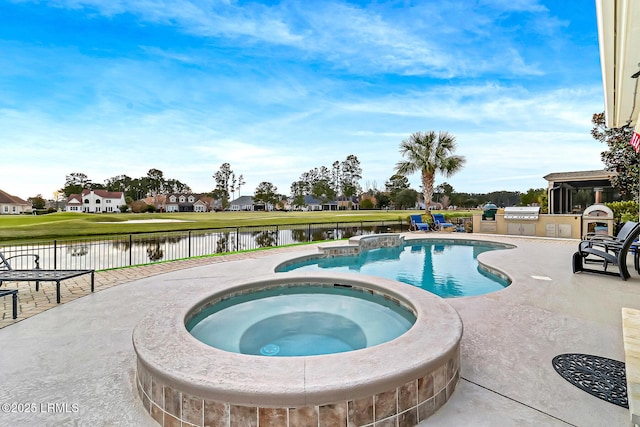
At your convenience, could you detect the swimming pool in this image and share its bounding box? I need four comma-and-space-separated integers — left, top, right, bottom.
187, 285, 416, 356
277, 239, 512, 298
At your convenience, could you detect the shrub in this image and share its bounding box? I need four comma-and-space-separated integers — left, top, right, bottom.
605, 201, 639, 223
360, 199, 374, 210
130, 201, 148, 213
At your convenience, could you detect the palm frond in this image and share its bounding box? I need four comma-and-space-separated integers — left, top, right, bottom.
394, 130, 465, 209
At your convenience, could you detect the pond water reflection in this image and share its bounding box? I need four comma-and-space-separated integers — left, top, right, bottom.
2, 223, 403, 270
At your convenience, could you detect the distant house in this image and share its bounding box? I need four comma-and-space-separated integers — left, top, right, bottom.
300, 196, 324, 211
305, 195, 344, 211
288, 195, 346, 211
0, 189, 32, 214
194, 196, 214, 212
66, 189, 126, 213
337, 196, 360, 210
142, 193, 214, 212
166, 193, 196, 212
229, 196, 255, 211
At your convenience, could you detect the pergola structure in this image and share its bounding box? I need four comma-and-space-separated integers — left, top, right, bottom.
544, 169, 617, 214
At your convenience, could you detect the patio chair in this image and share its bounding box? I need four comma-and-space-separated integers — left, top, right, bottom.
578, 221, 639, 269
409, 214, 430, 232
432, 213, 454, 232
580, 221, 638, 251
572, 222, 640, 280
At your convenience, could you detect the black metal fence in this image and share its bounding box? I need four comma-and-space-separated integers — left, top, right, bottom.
0, 220, 406, 271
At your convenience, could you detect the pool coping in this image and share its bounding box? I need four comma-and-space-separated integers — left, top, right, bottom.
133, 272, 462, 406
133, 272, 462, 426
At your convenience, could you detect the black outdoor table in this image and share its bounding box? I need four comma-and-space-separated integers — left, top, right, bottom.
0, 270, 94, 304
0, 289, 18, 319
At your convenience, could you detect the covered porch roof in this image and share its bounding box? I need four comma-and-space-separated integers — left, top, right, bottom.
596, 0, 640, 128
543, 169, 617, 190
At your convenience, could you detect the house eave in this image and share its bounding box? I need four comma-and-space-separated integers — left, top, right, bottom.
597, 0, 640, 128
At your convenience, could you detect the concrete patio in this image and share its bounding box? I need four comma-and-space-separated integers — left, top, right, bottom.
0, 234, 636, 426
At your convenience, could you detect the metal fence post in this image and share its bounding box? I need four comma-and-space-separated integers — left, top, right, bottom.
188, 230, 192, 258
54, 240, 57, 269
129, 234, 133, 266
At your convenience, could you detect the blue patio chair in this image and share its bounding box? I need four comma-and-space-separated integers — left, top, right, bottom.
409, 215, 430, 232
432, 213, 454, 232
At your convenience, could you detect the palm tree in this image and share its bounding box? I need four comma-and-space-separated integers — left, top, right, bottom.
395, 131, 466, 212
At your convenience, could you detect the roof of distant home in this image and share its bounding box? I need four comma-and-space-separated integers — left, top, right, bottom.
67, 189, 125, 201
0, 189, 30, 205
80, 189, 124, 198
230, 195, 254, 205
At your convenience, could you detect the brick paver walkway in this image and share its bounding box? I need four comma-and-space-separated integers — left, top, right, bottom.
0, 246, 306, 329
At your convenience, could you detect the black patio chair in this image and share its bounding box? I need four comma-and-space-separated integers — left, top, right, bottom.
573, 222, 640, 280
579, 221, 638, 254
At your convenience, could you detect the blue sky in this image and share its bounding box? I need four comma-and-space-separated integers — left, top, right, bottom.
1, 0, 605, 200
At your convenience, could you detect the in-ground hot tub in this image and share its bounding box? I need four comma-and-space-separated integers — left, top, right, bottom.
133, 273, 463, 427
187, 284, 416, 357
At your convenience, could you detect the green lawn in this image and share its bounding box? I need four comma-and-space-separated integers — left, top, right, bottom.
0, 210, 478, 243
0, 210, 425, 243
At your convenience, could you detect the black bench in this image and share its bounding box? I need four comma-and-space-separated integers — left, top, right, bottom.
0, 270, 94, 304
0, 289, 18, 319
0, 252, 94, 304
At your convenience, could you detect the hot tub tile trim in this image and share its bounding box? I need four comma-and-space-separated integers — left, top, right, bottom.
136, 346, 460, 427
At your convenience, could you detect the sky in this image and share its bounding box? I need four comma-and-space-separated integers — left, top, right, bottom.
0, 0, 607, 201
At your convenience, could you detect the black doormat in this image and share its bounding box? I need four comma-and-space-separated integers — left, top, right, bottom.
552, 353, 628, 408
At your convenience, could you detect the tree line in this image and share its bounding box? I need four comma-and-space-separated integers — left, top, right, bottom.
60, 169, 191, 202
36, 115, 636, 214
50, 130, 550, 211
207, 156, 363, 209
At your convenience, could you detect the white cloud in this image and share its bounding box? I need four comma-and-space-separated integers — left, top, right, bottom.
0, 0, 607, 200
16, 0, 561, 78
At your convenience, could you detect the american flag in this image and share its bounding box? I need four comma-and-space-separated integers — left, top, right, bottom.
631, 131, 640, 153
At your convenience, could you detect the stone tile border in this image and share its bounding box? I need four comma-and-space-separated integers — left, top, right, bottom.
136, 348, 460, 427
133, 273, 463, 427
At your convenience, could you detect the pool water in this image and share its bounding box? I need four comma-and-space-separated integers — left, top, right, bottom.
187, 285, 415, 356
278, 241, 510, 298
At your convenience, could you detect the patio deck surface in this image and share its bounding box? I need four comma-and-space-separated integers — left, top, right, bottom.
0, 233, 636, 426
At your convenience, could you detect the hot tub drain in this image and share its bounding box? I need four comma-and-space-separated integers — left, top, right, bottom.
260, 344, 280, 356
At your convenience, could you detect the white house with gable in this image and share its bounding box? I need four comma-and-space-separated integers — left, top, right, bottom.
66, 189, 126, 213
